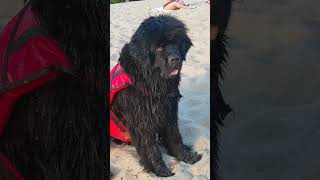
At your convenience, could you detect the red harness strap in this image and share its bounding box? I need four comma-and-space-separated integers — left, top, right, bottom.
0, 3, 71, 179
109, 64, 180, 142
0, 3, 71, 134
110, 64, 133, 142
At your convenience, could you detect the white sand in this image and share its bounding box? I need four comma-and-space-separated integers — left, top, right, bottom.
110, 0, 210, 179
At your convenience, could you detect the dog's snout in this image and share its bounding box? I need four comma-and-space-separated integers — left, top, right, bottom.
168, 55, 181, 66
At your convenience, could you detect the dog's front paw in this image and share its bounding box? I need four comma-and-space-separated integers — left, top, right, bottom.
177, 147, 202, 164
153, 163, 175, 177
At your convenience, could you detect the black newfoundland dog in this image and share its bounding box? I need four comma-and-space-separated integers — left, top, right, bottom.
110, 15, 202, 177
0, 0, 108, 179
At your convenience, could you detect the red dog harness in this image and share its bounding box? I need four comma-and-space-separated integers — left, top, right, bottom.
110, 64, 133, 142
0, 3, 71, 179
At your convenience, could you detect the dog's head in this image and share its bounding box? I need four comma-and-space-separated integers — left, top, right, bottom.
128, 15, 192, 79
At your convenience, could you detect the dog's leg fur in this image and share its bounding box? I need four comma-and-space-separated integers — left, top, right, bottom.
159, 98, 202, 164
134, 130, 174, 177
0, 74, 108, 179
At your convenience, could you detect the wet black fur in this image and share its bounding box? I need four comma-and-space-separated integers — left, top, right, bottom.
0, 0, 109, 179
111, 15, 202, 177
211, 0, 233, 179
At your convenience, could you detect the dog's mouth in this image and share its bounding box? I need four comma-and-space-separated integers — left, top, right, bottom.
169, 68, 179, 76
157, 67, 181, 79
167, 67, 182, 78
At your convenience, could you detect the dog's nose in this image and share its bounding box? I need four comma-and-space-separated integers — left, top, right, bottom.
168, 55, 181, 66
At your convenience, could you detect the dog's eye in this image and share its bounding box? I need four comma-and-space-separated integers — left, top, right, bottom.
156, 47, 163, 52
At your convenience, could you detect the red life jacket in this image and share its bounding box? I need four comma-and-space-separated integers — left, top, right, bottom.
110, 64, 133, 143
0, 3, 71, 179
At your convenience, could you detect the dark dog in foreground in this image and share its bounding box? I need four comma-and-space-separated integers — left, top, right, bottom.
110, 15, 202, 177
212, 0, 233, 179
0, 0, 108, 179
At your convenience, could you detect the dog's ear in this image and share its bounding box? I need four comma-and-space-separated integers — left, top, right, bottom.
128, 31, 153, 78
181, 36, 192, 61
163, 22, 191, 61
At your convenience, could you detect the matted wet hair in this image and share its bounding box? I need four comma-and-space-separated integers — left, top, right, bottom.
211, 0, 233, 180
0, 1, 109, 179
30, 0, 109, 88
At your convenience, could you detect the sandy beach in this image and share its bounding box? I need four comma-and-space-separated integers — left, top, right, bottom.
110, 0, 210, 179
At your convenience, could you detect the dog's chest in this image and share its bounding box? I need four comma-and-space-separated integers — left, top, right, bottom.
148, 96, 178, 126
